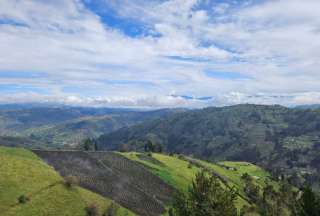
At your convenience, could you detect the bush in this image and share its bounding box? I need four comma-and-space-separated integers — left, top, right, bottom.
64, 175, 79, 188
187, 162, 193, 169
18, 195, 30, 204
177, 154, 185, 160
85, 203, 99, 216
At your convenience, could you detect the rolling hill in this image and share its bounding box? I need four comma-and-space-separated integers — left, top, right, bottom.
0, 146, 134, 216
0, 146, 293, 215
0, 106, 183, 148
96, 104, 320, 188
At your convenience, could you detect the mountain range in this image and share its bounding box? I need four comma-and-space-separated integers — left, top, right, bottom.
1, 103, 319, 189
96, 104, 320, 189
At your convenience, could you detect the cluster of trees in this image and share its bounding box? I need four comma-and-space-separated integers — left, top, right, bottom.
293, 186, 320, 216
143, 140, 163, 153
82, 138, 98, 151
169, 170, 238, 216
170, 170, 320, 216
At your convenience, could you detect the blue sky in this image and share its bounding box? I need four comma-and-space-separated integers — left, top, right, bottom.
0, 0, 320, 107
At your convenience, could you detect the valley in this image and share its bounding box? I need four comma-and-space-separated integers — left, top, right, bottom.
1, 104, 319, 215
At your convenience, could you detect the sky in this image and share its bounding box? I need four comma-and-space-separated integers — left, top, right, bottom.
0, 0, 320, 108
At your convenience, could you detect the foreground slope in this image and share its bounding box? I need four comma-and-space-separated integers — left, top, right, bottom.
0, 147, 134, 216
33, 150, 175, 216
34, 149, 285, 215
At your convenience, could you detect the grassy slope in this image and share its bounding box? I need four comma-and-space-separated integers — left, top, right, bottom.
190, 159, 279, 195
0, 147, 134, 216
121, 152, 201, 192
121, 152, 280, 211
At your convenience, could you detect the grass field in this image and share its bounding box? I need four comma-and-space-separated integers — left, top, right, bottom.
0, 147, 283, 216
0, 146, 134, 216
121, 152, 201, 192
121, 152, 280, 213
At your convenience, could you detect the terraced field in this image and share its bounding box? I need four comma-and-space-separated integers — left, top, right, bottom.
33, 150, 176, 216
0, 147, 134, 216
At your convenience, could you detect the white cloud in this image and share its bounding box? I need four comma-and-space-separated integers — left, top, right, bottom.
0, 0, 320, 107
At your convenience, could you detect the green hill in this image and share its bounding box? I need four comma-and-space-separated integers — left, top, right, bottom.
121, 152, 283, 210
0, 146, 134, 216
0, 146, 295, 215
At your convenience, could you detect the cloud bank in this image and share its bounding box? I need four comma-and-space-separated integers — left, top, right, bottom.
0, 0, 319, 107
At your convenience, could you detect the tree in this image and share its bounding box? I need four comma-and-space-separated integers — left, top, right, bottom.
143, 140, 163, 153
170, 170, 237, 216
242, 174, 260, 203
294, 186, 320, 216
258, 183, 284, 216
144, 140, 154, 152
83, 138, 98, 151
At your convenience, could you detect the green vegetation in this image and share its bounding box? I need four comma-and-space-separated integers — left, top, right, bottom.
170, 170, 238, 216
0, 146, 134, 216
121, 152, 290, 214
1, 146, 315, 216
99, 104, 320, 189
82, 138, 98, 151
293, 186, 320, 216
121, 152, 201, 191
0, 106, 180, 148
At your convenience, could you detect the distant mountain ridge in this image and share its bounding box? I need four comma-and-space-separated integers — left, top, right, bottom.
295, 104, 320, 110
97, 104, 320, 188
0, 106, 185, 148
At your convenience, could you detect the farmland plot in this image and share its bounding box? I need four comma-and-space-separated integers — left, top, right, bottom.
33, 150, 175, 216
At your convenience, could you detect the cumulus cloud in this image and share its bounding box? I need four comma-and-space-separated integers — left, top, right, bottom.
0, 0, 320, 107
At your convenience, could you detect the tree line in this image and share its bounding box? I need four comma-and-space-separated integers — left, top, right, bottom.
169, 170, 320, 216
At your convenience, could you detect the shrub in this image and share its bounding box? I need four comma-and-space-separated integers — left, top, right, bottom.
241, 173, 252, 182
18, 195, 30, 204
187, 162, 193, 169
85, 203, 99, 216
177, 154, 185, 160
64, 175, 79, 188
